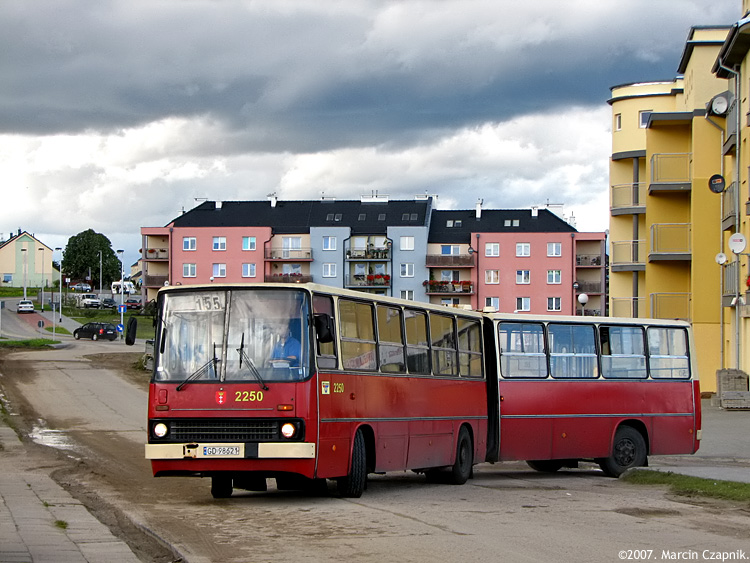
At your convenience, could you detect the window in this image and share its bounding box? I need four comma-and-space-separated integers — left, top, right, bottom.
183, 237, 196, 251
485, 270, 499, 284
446, 219, 462, 228
647, 327, 690, 379
183, 263, 196, 277
600, 325, 647, 379
516, 270, 530, 284
212, 237, 226, 251
516, 297, 530, 311
639, 110, 652, 128
242, 263, 256, 278
547, 270, 561, 284
242, 236, 256, 251
485, 297, 499, 310
441, 298, 460, 306
485, 243, 499, 257
400, 263, 414, 277
548, 323, 598, 378
404, 309, 430, 374
441, 245, 459, 255
377, 305, 405, 373
400, 290, 414, 300
547, 297, 561, 311
212, 263, 226, 278
339, 300, 377, 371
322, 236, 336, 251
498, 322, 546, 378
516, 243, 530, 257
326, 213, 334, 221
547, 242, 561, 257
411, 213, 418, 220
378, 213, 386, 221
282, 237, 302, 259
615, 113, 622, 131
402, 213, 410, 220
334, 214, 342, 221
358, 213, 366, 221
430, 312, 457, 375
282, 263, 301, 275
400, 236, 414, 250
441, 270, 459, 282
457, 317, 482, 377
323, 263, 336, 277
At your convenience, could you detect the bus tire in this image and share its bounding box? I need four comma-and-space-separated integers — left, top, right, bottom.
526, 460, 564, 473
337, 429, 366, 498
448, 426, 473, 485
598, 426, 647, 478
211, 476, 233, 498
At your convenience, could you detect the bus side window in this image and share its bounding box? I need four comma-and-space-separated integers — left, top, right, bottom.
601, 325, 647, 379
497, 322, 547, 378
313, 294, 338, 370
377, 305, 405, 373
647, 327, 690, 379
339, 299, 377, 371
404, 309, 430, 374
430, 312, 457, 376
457, 317, 483, 377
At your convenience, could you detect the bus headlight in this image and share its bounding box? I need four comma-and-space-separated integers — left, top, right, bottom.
153, 423, 169, 438
281, 423, 296, 438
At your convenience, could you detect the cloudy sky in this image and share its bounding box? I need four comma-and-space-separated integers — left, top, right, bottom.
1, 0, 738, 267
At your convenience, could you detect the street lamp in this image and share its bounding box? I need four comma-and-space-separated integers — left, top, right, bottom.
38, 247, 44, 311
21, 248, 27, 299
99, 250, 103, 295
117, 249, 124, 340
578, 293, 589, 316
56, 248, 62, 322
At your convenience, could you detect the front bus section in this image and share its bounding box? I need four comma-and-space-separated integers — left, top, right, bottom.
142, 285, 325, 498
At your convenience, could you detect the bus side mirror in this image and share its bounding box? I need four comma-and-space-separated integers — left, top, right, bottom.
125, 316, 137, 346
314, 313, 334, 344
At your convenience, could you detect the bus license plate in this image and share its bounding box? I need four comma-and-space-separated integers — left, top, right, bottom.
202, 446, 241, 457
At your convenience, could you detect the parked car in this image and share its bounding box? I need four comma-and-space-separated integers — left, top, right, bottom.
75, 293, 101, 309
17, 299, 34, 314
125, 298, 142, 310
73, 322, 118, 341
100, 297, 117, 310
71, 283, 92, 292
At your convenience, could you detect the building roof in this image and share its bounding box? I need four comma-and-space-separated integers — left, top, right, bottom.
714, 17, 750, 77
169, 198, 433, 234
428, 208, 577, 243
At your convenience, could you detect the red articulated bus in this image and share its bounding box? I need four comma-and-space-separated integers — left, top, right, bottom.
143, 283, 489, 498
137, 283, 700, 498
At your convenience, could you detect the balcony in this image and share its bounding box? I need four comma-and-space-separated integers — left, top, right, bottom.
576, 254, 603, 267
650, 293, 691, 322
265, 248, 313, 261
722, 261, 740, 307
575, 281, 602, 294
425, 254, 475, 268
423, 281, 474, 295
610, 183, 646, 215
611, 297, 647, 318
649, 153, 691, 192
610, 240, 646, 272
346, 248, 391, 260
345, 274, 391, 288
723, 181, 737, 231
143, 274, 169, 287
144, 248, 169, 260
265, 274, 313, 283
649, 223, 691, 261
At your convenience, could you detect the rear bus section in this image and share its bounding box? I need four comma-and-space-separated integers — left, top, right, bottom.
488, 315, 700, 476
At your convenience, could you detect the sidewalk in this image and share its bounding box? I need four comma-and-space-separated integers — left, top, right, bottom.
0, 424, 140, 563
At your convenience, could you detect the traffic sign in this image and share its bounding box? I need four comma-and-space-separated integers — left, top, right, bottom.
117, 323, 124, 333
37, 320, 45, 328
118, 305, 127, 313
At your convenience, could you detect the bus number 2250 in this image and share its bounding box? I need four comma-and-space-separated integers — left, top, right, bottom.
235, 391, 264, 402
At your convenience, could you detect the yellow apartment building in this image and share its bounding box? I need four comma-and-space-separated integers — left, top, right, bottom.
608, 26, 731, 392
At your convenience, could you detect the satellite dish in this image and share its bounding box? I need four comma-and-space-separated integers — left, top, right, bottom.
709, 174, 726, 194
728, 233, 747, 255
164, 281, 170, 286
716, 252, 728, 265
710, 93, 730, 116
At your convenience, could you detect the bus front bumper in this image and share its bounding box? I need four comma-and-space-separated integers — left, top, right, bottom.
145, 442, 316, 460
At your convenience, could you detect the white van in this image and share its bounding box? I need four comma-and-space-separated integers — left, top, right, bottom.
111, 281, 136, 295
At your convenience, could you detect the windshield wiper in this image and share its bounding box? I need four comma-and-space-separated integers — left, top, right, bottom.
237, 333, 269, 390
176, 343, 219, 391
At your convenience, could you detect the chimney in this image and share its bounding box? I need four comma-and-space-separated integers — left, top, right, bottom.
268, 193, 277, 207
215, 201, 223, 209
475, 199, 483, 219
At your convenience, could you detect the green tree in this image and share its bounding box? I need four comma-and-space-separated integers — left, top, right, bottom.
61, 230, 122, 290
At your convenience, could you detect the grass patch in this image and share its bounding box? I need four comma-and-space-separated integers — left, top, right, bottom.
623, 469, 750, 503
44, 325, 72, 336
0, 339, 59, 349
55, 519, 69, 530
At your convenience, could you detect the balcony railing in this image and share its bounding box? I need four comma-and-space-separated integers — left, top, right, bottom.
723, 260, 739, 298
610, 240, 646, 271
425, 254, 475, 267
650, 293, 691, 322
144, 249, 169, 259
576, 254, 603, 266
423, 281, 474, 294
575, 281, 602, 294
610, 183, 647, 215
649, 153, 691, 191
650, 223, 691, 259
611, 297, 647, 318
143, 274, 169, 287
346, 248, 391, 260
345, 275, 391, 288
265, 274, 313, 283
265, 248, 313, 261
723, 181, 737, 230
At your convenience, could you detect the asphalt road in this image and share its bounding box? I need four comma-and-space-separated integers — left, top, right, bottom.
1, 339, 749, 563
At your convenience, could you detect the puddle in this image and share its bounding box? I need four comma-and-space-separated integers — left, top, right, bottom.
30, 422, 77, 450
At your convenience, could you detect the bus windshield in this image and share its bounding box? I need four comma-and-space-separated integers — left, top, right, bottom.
154, 288, 310, 383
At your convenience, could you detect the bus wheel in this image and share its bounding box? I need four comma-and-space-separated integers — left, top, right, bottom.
598, 426, 647, 478
337, 429, 366, 498
448, 426, 473, 485
211, 476, 233, 498
526, 460, 564, 473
